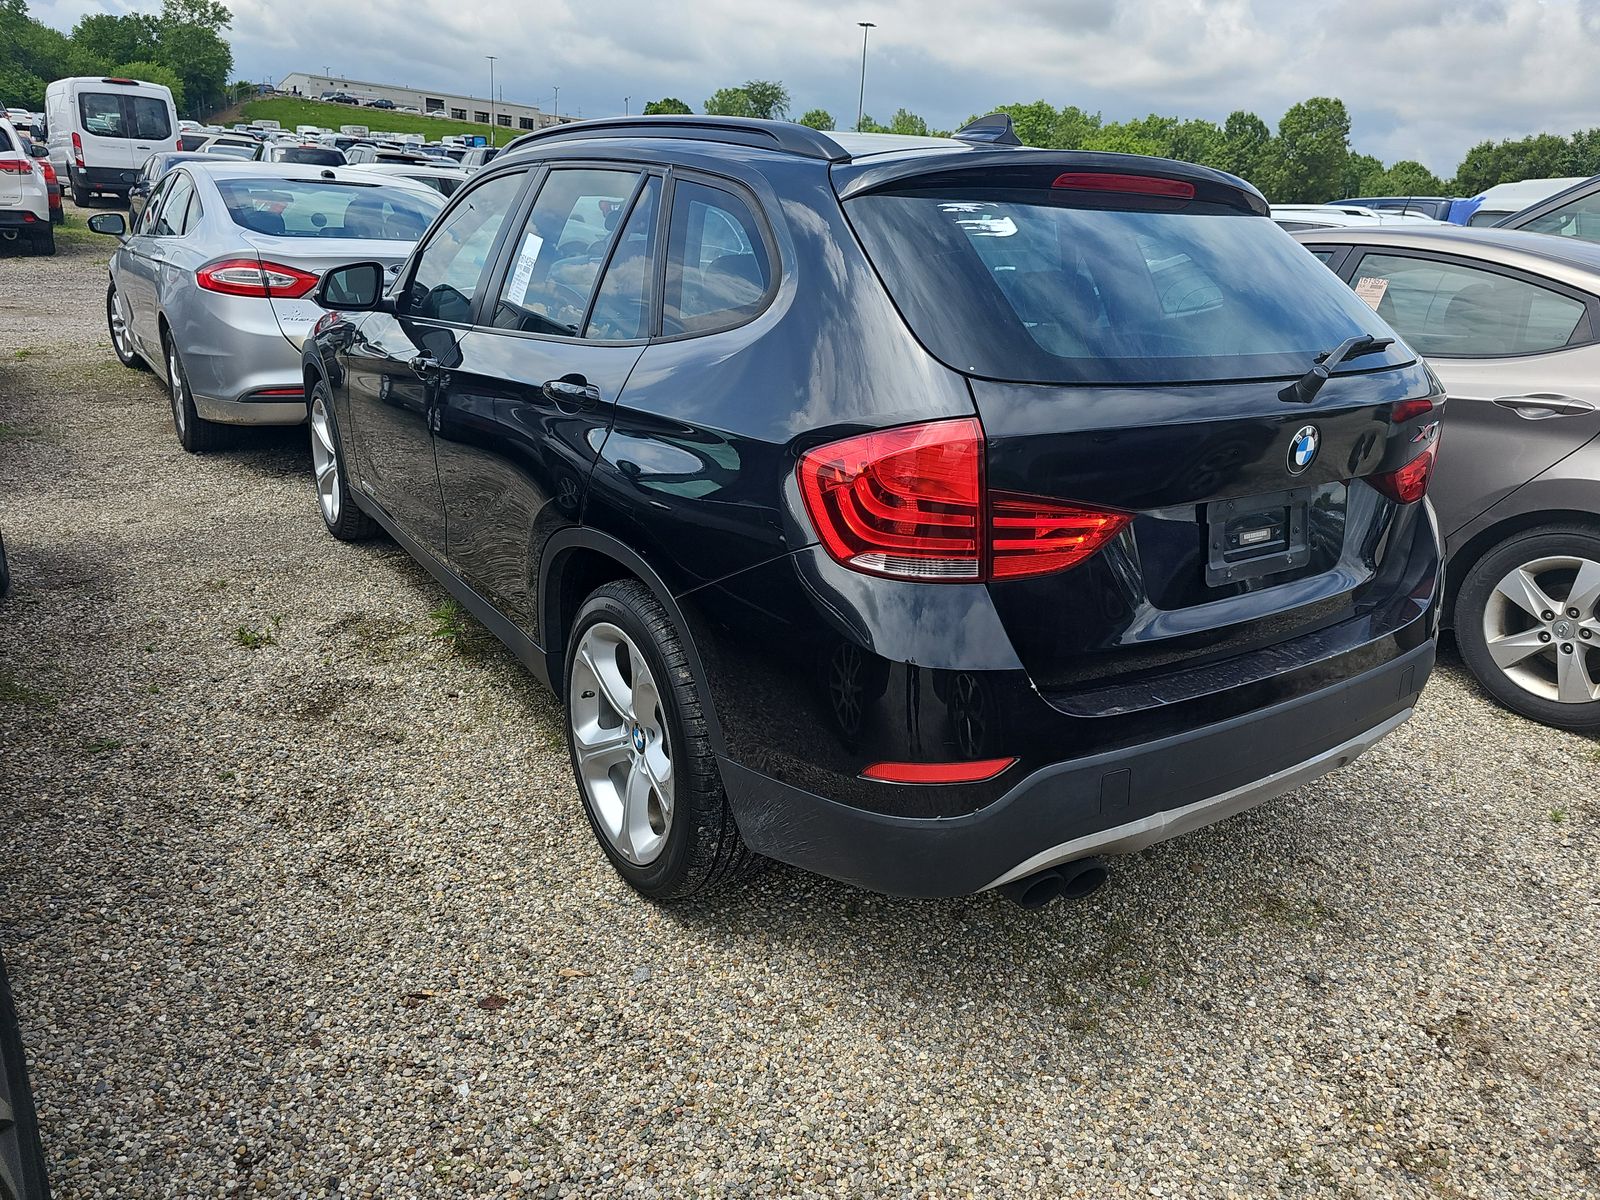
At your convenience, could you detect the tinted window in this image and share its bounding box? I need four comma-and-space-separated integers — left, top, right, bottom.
152, 173, 194, 237
0, 126, 11, 153
1466, 209, 1507, 227
662, 181, 771, 335
403, 171, 527, 323
77, 93, 170, 140
129, 97, 171, 140
490, 168, 641, 337
847, 192, 1400, 384
277, 146, 344, 166
215, 178, 442, 240
137, 175, 173, 234
585, 177, 661, 341
1516, 189, 1600, 244
1347, 253, 1587, 357
79, 93, 127, 137
178, 133, 209, 151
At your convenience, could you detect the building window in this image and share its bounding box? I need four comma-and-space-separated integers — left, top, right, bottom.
474, 110, 490, 123
518, 117, 535, 130
498, 114, 512, 127
450, 108, 466, 120
425, 98, 444, 112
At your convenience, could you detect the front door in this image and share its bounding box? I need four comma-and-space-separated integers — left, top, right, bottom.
340, 168, 532, 557
435, 167, 662, 624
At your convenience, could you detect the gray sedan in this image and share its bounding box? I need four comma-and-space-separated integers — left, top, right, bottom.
1295, 225, 1600, 729
89, 162, 443, 451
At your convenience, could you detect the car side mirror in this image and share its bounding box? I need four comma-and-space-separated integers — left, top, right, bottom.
87, 213, 127, 237
27, 144, 47, 160
314, 261, 390, 312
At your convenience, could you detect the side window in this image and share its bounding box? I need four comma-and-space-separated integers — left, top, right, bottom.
1518, 190, 1600, 245
178, 186, 203, 236
1307, 248, 1336, 264
1349, 253, 1588, 357
152, 173, 195, 237
129, 97, 172, 141
400, 171, 527, 324
584, 177, 661, 341
662, 180, 772, 336
489, 168, 642, 337
78, 93, 126, 137
138, 175, 174, 234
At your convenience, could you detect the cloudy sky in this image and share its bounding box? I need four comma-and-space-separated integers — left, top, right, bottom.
28, 0, 1600, 174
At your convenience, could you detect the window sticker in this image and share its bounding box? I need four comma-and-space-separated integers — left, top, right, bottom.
506, 232, 544, 305
1354, 276, 1389, 309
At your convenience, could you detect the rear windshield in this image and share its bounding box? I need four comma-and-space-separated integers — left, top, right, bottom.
78, 93, 171, 141
847, 190, 1405, 384
276, 146, 344, 165
215, 179, 443, 240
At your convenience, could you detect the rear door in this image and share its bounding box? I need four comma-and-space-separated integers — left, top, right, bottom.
0, 123, 21, 205
117, 172, 178, 358
436, 165, 660, 620
75, 88, 172, 178
1334, 248, 1600, 536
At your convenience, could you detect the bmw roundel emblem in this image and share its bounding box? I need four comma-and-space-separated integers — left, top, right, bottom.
1287, 425, 1320, 475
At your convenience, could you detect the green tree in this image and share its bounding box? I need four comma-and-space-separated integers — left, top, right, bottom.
1, 0, 91, 109
1559, 128, 1600, 177
970, 101, 1102, 149
703, 80, 789, 121
1451, 133, 1567, 195
113, 60, 185, 109
1380, 159, 1445, 196
154, 0, 233, 117
1338, 152, 1386, 199
796, 108, 833, 130
71, 12, 160, 65
643, 97, 692, 116
1217, 110, 1273, 186
856, 113, 891, 134
887, 108, 929, 137
1273, 96, 1351, 202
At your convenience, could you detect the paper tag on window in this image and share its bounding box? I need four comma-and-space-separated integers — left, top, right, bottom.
506, 232, 543, 305
1353, 276, 1389, 309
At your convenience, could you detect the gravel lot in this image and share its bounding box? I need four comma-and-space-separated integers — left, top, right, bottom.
2, 213, 1599, 1199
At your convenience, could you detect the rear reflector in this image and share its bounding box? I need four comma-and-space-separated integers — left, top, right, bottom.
1389, 397, 1435, 423
250, 387, 306, 398
861, 758, 1017, 784
797, 418, 1130, 582
1052, 172, 1195, 199
196, 258, 319, 299
1369, 440, 1438, 505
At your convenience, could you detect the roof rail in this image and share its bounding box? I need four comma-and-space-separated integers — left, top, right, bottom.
500, 115, 851, 162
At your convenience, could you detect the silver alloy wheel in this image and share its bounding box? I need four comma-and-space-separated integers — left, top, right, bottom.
309, 394, 341, 524
167, 341, 187, 437
569, 621, 674, 865
1483, 554, 1600, 704
108, 289, 133, 361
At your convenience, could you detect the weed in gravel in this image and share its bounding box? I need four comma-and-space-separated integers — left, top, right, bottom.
0, 422, 32, 442
13, 348, 31, 360
0, 667, 55, 710
1551, 808, 1568, 823
428, 599, 492, 658
234, 617, 281, 650
81, 736, 123, 755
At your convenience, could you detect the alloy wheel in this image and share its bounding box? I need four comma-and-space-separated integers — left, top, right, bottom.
1482, 554, 1600, 704
309, 394, 341, 524
569, 621, 674, 866
108, 289, 133, 362
167, 342, 187, 437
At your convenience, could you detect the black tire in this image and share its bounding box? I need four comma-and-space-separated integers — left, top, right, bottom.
308, 380, 378, 541
30, 225, 53, 256
0, 953, 51, 1200
0, 531, 10, 600
70, 181, 89, 207
107, 283, 145, 370
565, 580, 760, 899
162, 330, 225, 453
1454, 524, 1600, 732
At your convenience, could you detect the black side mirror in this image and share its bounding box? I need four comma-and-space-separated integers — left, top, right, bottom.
27, 144, 47, 160
314, 261, 389, 312
87, 213, 127, 237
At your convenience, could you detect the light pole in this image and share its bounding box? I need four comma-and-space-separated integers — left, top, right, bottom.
855, 21, 875, 132
624, 96, 630, 116
553, 86, 560, 120
486, 55, 497, 146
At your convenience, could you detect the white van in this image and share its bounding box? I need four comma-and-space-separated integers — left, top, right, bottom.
1463, 177, 1587, 227
44, 76, 178, 203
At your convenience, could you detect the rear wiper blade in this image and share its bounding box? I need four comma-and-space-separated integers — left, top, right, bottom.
1278, 334, 1395, 404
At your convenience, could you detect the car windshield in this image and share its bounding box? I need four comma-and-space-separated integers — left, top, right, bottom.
215, 178, 443, 239
847, 188, 1404, 384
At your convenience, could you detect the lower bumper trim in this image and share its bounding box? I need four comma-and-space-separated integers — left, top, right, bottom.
981, 707, 1410, 889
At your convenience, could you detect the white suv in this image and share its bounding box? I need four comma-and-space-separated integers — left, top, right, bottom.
0, 118, 51, 255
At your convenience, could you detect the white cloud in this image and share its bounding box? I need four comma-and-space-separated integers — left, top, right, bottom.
26, 0, 1600, 175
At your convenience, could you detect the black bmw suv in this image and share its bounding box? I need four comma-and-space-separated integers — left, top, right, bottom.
302, 115, 1443, 907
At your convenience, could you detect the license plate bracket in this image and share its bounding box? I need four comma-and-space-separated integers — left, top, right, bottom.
1205, 486, 1313, 585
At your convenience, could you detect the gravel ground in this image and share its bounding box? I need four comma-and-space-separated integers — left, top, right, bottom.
2, 215, 1599, 1199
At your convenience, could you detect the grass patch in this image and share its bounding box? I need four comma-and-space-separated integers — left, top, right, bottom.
240, 96, 518, 145
0, 668, 56, 710
233, 617, 281, 650
428, 599, 491, 658
0, 422, 34, 442
1550, 808, 1568, 823
81, 736, 123, 754
13, 348, 30, 360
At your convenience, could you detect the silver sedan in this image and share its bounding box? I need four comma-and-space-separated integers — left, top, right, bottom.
1294, 225, 1600, 729
88, 162, 443, 451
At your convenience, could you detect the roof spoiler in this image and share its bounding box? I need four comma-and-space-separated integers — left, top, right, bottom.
954, 114, 1022, 147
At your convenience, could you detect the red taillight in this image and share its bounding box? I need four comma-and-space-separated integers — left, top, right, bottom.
71, 132, 84, 169
1389, 397, 1435, 423
195, 258, 319, 299
861, 758, 1016, 784
1369, 441, 1438, 505
797, 418, 1130, 582
0, 160, 32, 175
1052, 172, 1195, 200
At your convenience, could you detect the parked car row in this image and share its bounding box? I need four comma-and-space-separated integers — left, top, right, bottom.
0, 116, 56, 255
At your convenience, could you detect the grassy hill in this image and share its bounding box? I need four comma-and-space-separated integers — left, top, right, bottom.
237, 97, 513, 144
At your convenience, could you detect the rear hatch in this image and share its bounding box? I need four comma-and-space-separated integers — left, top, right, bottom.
214, 173, 443, 348
0, 125, 22, 204
840, 153, 1442, 701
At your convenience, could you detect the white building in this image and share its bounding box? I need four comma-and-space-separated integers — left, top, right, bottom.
275, 72, 571, 134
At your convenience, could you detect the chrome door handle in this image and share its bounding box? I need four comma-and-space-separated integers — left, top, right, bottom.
1492, 394, 1596, 419
409, 353, 439, 377
542, 377, 601, 408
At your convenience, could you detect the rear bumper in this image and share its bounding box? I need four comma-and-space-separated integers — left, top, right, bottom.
170, 292, 308, 426
192, 395, 306, 425
71, 164, 139, 192
0, 208, 47, 228
721, 638, 1433, 897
